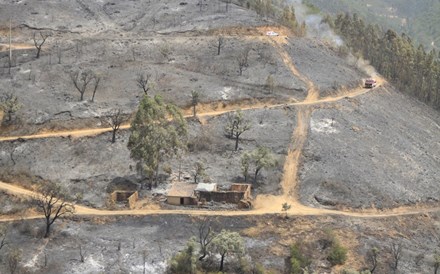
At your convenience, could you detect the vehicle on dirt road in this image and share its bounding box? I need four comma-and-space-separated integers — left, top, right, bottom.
364, 79, 377, 88
266, 31, 279, 36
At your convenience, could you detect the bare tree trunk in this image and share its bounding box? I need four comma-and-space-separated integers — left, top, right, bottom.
44, 219, 51, 238
217, 36, 224, 55
235, 134, 239, 151
79, 245, 85, 263
10, 149, 16, 165
91, 76, 100, 102
112, 129, 117, 143
254, 168, 261, 184
36, 48, 42, 59
57, 42, 62, 64
219, 253, 226, 271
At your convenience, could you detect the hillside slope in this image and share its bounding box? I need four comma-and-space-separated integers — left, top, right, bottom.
0, 1, 440, 273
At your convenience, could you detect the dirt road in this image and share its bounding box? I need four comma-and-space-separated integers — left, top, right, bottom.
0, 86, 376, 142
1, 179, 439, 222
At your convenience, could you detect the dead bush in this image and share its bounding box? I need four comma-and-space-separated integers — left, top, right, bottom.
188, 129, 213, 152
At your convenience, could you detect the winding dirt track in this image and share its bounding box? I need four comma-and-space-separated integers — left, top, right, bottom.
1, 32, 434, 223
0, 88, 374, 142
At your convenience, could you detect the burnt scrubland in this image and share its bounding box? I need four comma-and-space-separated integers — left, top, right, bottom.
0, 0, 439, 273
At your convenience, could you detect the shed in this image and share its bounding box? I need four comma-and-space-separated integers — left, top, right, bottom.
167, 182, 197, 206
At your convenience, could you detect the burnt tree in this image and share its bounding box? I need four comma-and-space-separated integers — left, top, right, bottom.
91, 75, 101, 102
136, 73, 152, 95
34, 182, 74, 238
102, 108, 126, 143
217, 36, 224, 55
197, 217, 215, 261
33, 31, 51, 59
70, 70, 95, 101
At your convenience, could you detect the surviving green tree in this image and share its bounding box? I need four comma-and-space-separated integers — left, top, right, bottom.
0, 92, 21, 122
208, 229, 245, 271
128, 95, 187, 189
167, 240, 197, 274
241, 146, 277, 183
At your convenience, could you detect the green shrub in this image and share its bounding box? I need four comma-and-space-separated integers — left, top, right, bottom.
290, 243, 311, 274
167, 241, 197, 274
254, 263, 267, 274
236, 257, 252, 274
328, 244, 347, 266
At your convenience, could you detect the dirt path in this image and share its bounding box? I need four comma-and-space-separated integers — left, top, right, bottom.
0, 84, 379, 142
252, 37, 318, 210
0, 90, 366, 142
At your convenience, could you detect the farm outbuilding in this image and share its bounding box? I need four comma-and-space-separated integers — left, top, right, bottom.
166, 182, 197, 205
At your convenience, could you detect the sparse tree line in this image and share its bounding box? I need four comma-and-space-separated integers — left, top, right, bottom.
167, 217, 268, 273
128, 80, 278, 188
128, 96, 278, 188
167, 223, 440, 274
1, 73, 277, 190
2, 215, 440, 274
328, 13, 440, 109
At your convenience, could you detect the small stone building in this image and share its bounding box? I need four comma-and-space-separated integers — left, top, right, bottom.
166, 182, 197, 205
108, 177, 139, 209
110, 191, 138, 209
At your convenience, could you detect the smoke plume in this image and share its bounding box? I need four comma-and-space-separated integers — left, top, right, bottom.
287, 0, 343, 47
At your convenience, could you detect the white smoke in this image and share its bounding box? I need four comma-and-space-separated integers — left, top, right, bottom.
287, 0, 377, 77
287, 0, 344, 47
347, 54, 378, 77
